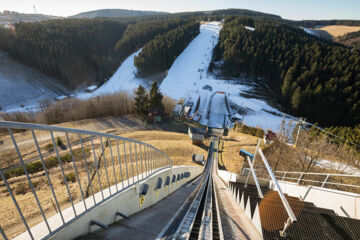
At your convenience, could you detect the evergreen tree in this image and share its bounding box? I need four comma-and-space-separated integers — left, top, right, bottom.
148, 81, 164, 115
134, 85, 149, 116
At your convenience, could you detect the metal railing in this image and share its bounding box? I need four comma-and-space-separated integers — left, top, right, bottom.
0, 121, 172, 240
242, 165, 360, 193
243, 139, 297, 224
273, 171, 360, 191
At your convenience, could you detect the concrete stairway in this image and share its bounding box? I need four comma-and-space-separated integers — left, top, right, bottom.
229, 182, 360, 240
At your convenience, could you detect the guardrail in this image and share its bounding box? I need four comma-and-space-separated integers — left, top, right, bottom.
241, 139, 297, 228
242, 166, 360, 193
0, 121, 172, 240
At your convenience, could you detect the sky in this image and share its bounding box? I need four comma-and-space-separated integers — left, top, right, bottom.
1, 0, 360, 20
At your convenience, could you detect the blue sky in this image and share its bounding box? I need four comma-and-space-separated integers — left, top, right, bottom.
1, 0, 360, 20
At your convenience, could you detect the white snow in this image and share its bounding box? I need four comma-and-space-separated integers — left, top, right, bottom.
76, 49, 146, 99
302, 27, 318, 37
315, 159, 360, 175
0, 50, 67, 113
245, 26, 255, 31
85, 85, 97, 91
160, 22, 295, 132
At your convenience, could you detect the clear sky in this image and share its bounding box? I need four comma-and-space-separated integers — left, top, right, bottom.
1, 0, 360, 20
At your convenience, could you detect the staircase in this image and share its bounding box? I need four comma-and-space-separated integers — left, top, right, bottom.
229, 182, 360, 239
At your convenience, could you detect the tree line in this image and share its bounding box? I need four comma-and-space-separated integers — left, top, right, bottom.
212, 16, 360, 127
337, 30, 360, 49
115, 18, 192, 61
0, 17, 194, 89
134, 21, 200, 76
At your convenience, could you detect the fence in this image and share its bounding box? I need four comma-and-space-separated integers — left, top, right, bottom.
0, 121, 172, 240
242, 166, 360, 194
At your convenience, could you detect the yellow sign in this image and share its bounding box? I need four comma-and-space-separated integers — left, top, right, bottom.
139, 195, 145, 207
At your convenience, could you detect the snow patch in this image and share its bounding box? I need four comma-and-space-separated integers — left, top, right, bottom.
245, 26, 255, 31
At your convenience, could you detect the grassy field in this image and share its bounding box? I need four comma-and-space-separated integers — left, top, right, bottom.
218, 130, 259, 174
310, 25, 360, 40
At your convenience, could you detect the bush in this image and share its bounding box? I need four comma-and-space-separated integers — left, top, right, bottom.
56, 137, 64, 147
61, 173, 76, 184
25, 161, 43, 174
14, 183, 28, 195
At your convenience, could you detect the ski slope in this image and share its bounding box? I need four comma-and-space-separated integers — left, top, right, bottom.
0, 51, 67, 113
77, 49, 146, 99
160, 22, 296, 132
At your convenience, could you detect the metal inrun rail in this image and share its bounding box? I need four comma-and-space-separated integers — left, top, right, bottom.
0, 121, 172, 240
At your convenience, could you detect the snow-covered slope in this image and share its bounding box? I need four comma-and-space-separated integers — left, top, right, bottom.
77, 49, 147, 99
160, 22, 295, 132
0, 51, 67, 112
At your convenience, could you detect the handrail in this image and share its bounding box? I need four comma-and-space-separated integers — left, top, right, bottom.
257, 148, 297, 223
0, 121, 173, 239
0, 121, 172, 167
274, 170, 360, 178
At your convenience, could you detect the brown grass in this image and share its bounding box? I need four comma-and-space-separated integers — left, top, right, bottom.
218, 130, 259, 174
0, 129, 207, 238
310, 25, 360, 39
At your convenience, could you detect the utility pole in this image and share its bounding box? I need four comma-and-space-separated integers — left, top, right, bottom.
33, 5, 37, 14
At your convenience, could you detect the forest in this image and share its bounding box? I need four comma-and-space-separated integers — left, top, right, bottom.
0, 17, 192, 89
212, 16, 360, 128
0, 18, 130, 89
115, 18, 192, 61
338, 30, 360, 49
134, 21, 200, 76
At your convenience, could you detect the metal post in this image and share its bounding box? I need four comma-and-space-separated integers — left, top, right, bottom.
32, 130, 65, 224
91, 138, 104, 200
100, 137, 112, 195
245, 139, 260, 188
116, 141, 125, 190
142, 145, 148, 177
246, 156, 264, 198
282, 172, 287, 180
9, 129, 52, 233
139, 144, 144, 179
321, 174, 330, 188
79, 134, 96, 205
134, 143, 140, 181
108, 140, 118, 192
297, 173, 304, 184
0, 169, 34, 240
0, 226, 8, 240
123, 140, 130, 186
66, 132, 87, 211
129, 142, 135, 184
258, 149, 297, 222
50, 131, 77, 217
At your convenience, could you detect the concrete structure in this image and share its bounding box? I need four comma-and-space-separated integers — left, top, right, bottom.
14, 166, 202, 240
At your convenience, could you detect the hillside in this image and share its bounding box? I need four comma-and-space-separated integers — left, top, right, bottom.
307, 25, 360, 41
211, 16, 360, 127
0, 50, 67, 112
70, 9, 168, 18
0, 11, 59, 24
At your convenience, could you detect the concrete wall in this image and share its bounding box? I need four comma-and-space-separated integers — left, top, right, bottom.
51, 166, 202, 240
15, 166, 202, 240
271, 180, 360, 219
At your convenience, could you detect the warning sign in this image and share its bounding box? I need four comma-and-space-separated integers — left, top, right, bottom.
139, 195, 145, 207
